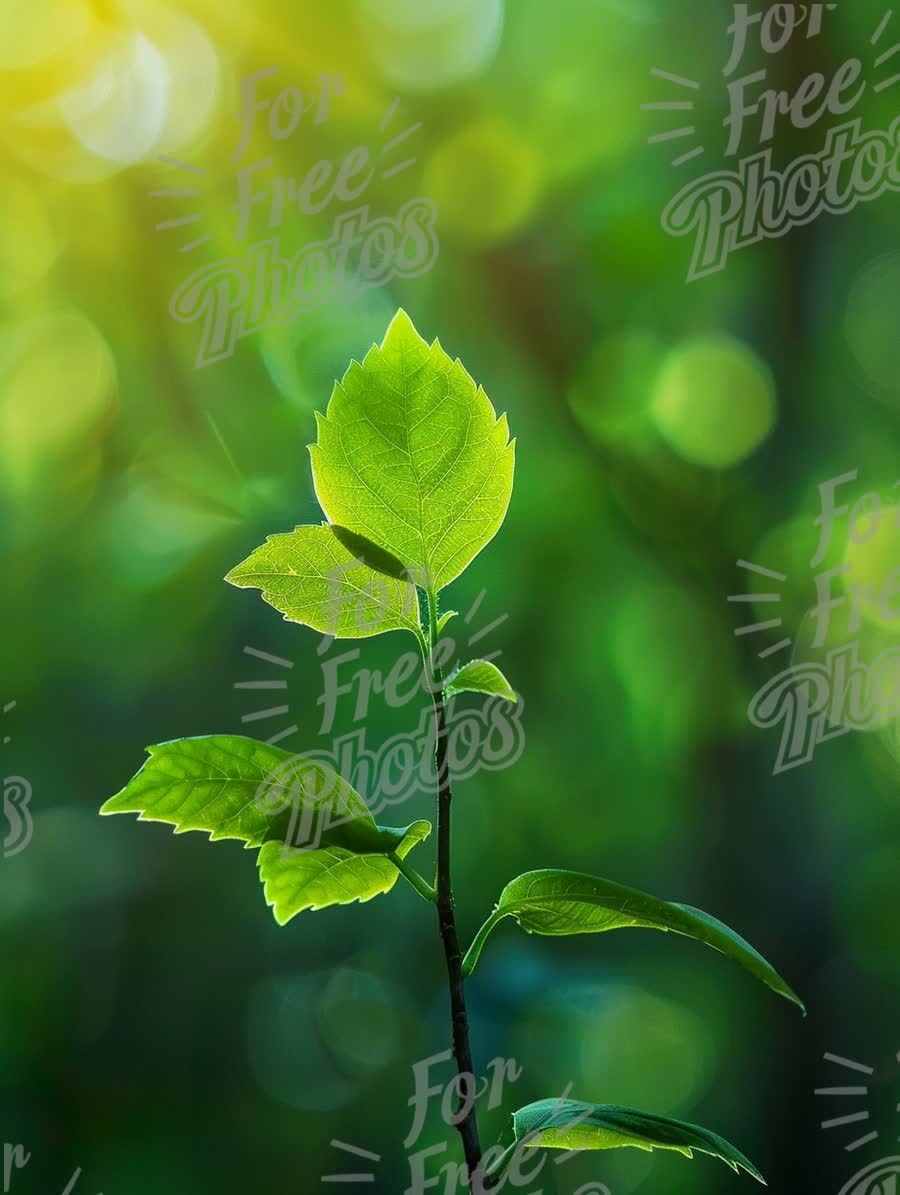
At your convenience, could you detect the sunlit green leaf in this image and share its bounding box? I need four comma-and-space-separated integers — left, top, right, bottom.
258, 819, 432, 923
225, 523, 420, 640
100, 735, 432, 923
446, 658, 516, 702
500, 1099, 763, 1183
462, 869, 804, 1011
310, 309, 515, 592
436, 609, 458, 635
99, 735, 364, 846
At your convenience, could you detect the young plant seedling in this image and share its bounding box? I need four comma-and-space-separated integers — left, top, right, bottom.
101, 310, 804, 1190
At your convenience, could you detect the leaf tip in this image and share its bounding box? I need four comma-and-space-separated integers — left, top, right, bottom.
384, 306, 423, 348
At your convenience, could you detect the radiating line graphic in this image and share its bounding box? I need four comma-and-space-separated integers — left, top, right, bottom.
640, 101, 694, 111
158, 156, 208, 175
758, 637, 792, 658
384, 122, 422, 152
381, 159, 416, 180
236, 642, 298, 745
650, 67, 700, 89
816, 1051, 886, 1152
672, 145, 705, 167
243, 647, 294, 669
155, 215, 203, 231
824, 1054, 875, 1075
846, 1131, 880, 1152
321, 1138, 381, 1183
236, 643, 300, 745
180, 235, 212, 253
379, 97, 422, 182
734, 618, 783, 636
330, 1140, 381, 1162
728, 593, 781, 603
241, 705, 290, 723
644, 68, 705, 166
379, 97, 400, 131
464, 588, 486, 623
3, 700, 14, 745
823, 1113, 871, 1129
872, 8, 893, 44
872, 10, 899, 92
151, 157, 211, 252
235, 587, 510, 746
737, 560, 787, 582
728, 561, 792, 658
264, 724, 299, 747
648, 126, 696, 143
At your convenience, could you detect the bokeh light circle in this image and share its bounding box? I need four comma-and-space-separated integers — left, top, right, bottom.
425, 118, 540, 244
651, 335, 777, 468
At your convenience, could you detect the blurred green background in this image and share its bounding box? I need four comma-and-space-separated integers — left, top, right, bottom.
1, 0, 899, 1192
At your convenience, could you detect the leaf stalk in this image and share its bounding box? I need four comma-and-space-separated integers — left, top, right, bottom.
425, 585, 484, 1185
389, 852, 437, 903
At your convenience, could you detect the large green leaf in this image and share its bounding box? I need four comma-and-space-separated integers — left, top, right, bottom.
258, 819, 431, 923
310, 309, 515, 592
446, 659, 517, 703
462, 869, 804, 1011
99, 735, 364, 846
225, 523, 420, 640
100, 735, 432, 920
501, 1099, 763, 1183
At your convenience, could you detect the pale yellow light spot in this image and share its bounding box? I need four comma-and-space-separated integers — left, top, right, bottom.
651, 336, 777, 469
425, 118, 541, 244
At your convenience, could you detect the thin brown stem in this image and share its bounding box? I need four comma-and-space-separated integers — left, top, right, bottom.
426, 588, 483, 1186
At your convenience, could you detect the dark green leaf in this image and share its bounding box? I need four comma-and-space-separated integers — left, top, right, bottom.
462, 869, 803, 1012
500, 1099, 763, 1183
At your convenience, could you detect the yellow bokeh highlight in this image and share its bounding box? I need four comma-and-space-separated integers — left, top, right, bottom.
425, 117, 541, 244
0, 175, 61, 296
0, 310, 116, 494
0, 0, 221, 180
357, 0, 503, 92
0, 0, 93, 73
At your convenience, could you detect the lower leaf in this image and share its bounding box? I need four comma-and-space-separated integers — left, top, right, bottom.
501, 1099, 764, 1184
100, 734, 432, 924
462, 868, 804, 1013
258, 819, 432, 923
